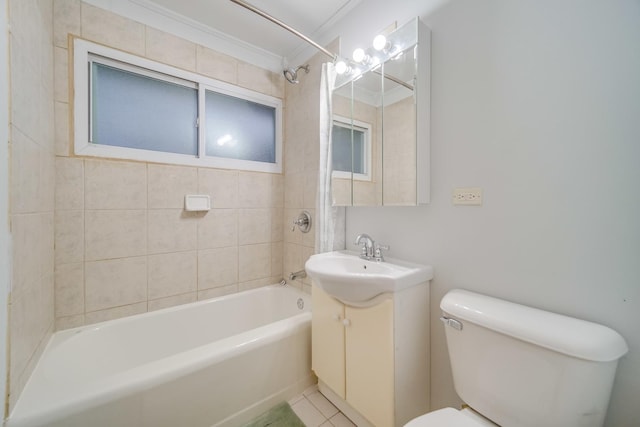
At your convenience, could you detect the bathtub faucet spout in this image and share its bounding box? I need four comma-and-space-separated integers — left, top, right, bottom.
289, 270, 307, 281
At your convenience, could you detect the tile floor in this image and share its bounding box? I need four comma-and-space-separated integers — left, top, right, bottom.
289, 384, 357, 427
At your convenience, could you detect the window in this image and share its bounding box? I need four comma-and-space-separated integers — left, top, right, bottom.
332, 115, 371, 181
74, 39, 282, 173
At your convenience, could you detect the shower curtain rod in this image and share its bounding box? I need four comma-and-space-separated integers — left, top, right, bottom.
229, 0, 338, 61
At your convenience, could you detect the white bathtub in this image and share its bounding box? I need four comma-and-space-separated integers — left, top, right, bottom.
6, 284, 313, 427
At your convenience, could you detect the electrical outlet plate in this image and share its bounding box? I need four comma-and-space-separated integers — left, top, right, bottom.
452, 187, 482, 205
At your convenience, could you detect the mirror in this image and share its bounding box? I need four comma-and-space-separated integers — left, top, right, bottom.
331, 18, 430, 206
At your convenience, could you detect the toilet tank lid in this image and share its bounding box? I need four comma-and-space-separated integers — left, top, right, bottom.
441, 289, 628, 362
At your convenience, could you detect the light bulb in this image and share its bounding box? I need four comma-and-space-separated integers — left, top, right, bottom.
372, 34, 387, 51
335, 60, 349, 75
352, 48, 366, 63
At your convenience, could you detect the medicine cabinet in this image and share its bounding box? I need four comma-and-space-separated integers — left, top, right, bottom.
331, 17, 430, 206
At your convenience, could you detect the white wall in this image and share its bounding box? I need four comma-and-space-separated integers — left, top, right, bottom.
340, 1, 640, 425
1, 0, 10, 417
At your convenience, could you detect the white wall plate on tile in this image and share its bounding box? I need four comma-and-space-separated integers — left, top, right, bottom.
184, 194, 211, 211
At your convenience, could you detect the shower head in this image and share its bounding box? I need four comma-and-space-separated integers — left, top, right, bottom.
283, 64, 310, 84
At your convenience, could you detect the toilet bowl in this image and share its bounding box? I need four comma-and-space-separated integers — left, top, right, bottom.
404, 289, 628, 427
405, 407, 496, 427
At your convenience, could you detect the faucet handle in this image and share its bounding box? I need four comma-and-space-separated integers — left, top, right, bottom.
374, 243, 389, 261
356, 241, 368, 258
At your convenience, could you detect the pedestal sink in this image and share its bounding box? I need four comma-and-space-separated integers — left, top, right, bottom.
305, 250, 433, 305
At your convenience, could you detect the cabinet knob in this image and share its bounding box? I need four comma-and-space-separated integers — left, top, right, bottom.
342, 318, 351, 327
332, 313, 341, 321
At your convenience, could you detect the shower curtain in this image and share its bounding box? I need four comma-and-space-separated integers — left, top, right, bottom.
316, 62, 345, 253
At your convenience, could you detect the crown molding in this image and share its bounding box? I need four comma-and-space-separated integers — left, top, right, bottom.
84, 0, 283, 72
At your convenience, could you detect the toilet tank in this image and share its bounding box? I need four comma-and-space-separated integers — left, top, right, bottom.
440, 289, 628, 427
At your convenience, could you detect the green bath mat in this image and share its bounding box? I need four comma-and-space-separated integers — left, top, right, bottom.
244, 402, 305, 427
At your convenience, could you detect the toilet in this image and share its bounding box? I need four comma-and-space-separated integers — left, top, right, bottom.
406, 289, 628, 427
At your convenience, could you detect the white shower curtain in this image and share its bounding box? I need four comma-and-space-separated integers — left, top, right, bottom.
316, 62, 345, 253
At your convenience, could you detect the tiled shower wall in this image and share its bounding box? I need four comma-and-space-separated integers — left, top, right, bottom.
53, 1, 287, 330
282, 42, 340, 293
8, 0, 55, 410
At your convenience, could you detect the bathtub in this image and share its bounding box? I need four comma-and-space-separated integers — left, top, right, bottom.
6, 284, 313, 427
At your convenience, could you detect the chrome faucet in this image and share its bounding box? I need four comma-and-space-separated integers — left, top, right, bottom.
289, 270, 307, 281
354, 233, 375, 259
354, 234, 389, 262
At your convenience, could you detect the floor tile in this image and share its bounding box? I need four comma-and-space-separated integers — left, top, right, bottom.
329, 412, 357, 427
291, 398, 326, 427
307, 391, 339, 418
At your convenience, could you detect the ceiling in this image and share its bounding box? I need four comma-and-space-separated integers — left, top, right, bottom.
134, 0, 361, 62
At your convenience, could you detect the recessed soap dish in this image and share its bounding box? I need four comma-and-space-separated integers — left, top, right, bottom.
184, 195, 211, 212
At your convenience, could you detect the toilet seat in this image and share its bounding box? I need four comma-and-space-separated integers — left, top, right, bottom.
405, 407, 498, 427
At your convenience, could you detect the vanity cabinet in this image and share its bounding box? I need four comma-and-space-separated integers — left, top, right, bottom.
312, 285, 429, 427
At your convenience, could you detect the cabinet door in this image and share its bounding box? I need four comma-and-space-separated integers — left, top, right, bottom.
312, 286, 346, 398
345, 299, 394, 427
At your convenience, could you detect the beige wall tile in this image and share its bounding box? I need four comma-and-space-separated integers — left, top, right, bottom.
10, 129, 40, 214
54, 210, 84, 265
9, 299, 53, 409
148, 209, 197, 254
303, 172, 317, 209
198, 168, 238, 208
54, 0, 80, 48
271, 174, 284, 207
284, 208, 302, 245
301, 208, 315, 248
147, 164, 197, 209
197, 284, 238, 301
12, 214, 42, 295
85, 256, 147, 312
54, 47, 68, 102
271, 241, 283, 278
271, 207, 284, 242
85, 302, 147, 325
54, 101, 70, 156
145, 26, 196, 72
55, 262, 84, 316
81, 3, 145, 56
271, 72, 285, 99
196, 45, 237, 84
85, 159, 146, 210
40, 153, 56, 212
238, 208, 271, 245
237, 61, 276, 96
56, 314, 85, 331
85, 210, 146, 261
148, 251, 197, 299
239, 277, 272, 292
149, 292, 197, 312
238, 171, 271, 208
198, 247, 238, 290
41, 213, 55, 277
238, 243, 270, 282
284, 242, 304, 282
285, 172, 304, 209
55, 156, 83, 210
197, 208, 237, 249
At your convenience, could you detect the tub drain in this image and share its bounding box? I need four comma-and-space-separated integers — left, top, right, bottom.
297, 298, 304, 310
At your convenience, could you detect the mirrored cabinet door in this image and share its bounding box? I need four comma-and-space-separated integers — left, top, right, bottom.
330, 17, 430, 207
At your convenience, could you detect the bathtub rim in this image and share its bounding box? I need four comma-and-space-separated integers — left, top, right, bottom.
7, 284, 311, 427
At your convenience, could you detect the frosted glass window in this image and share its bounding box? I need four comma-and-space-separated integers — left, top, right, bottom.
332, 123, 366, 174
75, 39, 281, 173
91, 62, 198, 155
205, 90, 276, 163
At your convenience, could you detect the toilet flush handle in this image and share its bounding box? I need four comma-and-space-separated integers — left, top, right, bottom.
440, 316, 463, 331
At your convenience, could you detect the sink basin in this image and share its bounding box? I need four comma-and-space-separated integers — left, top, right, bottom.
305, 251, 433, 304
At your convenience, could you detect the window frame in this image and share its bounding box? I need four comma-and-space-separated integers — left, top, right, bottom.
73, 38, 282, 173
331, 115, 372, 182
